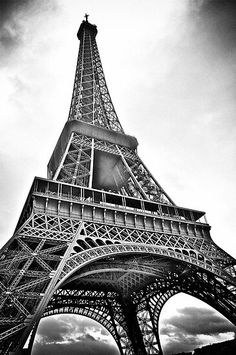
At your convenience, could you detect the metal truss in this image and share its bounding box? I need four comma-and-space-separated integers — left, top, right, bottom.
68, 20, 124, 133
35, 266, 236, 355
0, 177, 234, 353
52, 128, 173, 204
55, 134, 93, 186
60, 219, 235, 284
117, 146, 173, 204
0, 17, 236, 355
52, 129, 173, 204
0, 202, 235, 353
44, 289, 135, 355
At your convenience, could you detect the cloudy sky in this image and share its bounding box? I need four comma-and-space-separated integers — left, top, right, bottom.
1, 0, 236, 354
31, 294, 236, 355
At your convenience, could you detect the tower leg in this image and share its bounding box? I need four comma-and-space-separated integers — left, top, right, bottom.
137, 306, 162, 354
122, 298, 148, 355
23, 321, 40, 355
134, 286, 178, 355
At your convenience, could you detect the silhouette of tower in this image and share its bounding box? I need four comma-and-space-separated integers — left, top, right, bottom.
0, 17, 235, 355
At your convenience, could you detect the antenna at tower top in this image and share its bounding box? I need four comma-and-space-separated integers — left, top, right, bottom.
85, 13, 89, 22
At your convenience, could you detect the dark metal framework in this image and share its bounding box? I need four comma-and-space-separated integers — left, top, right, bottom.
0, 18, 235, 355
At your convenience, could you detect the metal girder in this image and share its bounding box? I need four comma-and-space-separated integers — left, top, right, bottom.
0, 187, 235, 353
0, 195, 235, 352
53, 129, 174, 203
39, 266, 236, 355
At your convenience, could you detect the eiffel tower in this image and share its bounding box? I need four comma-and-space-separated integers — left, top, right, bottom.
0, 16, 236, 355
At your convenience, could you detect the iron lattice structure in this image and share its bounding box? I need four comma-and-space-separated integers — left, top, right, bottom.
0, 18, 235, 355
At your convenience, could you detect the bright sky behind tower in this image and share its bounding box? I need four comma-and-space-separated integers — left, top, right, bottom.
0, 0, 236, 354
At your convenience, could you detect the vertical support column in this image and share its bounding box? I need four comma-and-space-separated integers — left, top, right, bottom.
22, 320, 40, 355
107, 299, 126, 355
137, 307, 161, 354
145, 289, 178, 355
106, 298, 135, 355
122, 298, 147, 355
52, 133, 74, 180
145, 300, 163, 355
89, 138, 95, 188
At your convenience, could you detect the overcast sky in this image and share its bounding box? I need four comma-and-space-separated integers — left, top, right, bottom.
1, 0, 236, 354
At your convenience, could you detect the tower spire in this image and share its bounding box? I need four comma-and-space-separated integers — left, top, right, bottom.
68, 17, 124, 133
48, 18, 173, 203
